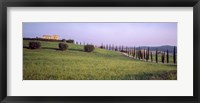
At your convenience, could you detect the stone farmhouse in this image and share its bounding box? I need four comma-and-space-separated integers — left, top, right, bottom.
42, 35, 59, 40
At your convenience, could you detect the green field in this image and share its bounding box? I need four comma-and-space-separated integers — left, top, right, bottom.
23, 40, 177, 80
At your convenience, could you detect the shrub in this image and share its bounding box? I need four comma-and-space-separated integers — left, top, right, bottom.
59, 43, 68, 51
66, 39, 74, 43
62, 39, 66, 42
84, 45, 95, 52
29, 42, 41, 49
100, 46, 104, 49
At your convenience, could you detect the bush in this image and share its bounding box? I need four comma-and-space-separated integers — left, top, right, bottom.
29, 42, 41, 49
59, 43, 68, 51
66, 39, 74, 43
62, 39, 66, 42
84, 45, 95, 52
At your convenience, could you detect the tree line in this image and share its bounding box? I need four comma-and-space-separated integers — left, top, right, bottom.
98, 43, 176, 64
73, 41, 176, 64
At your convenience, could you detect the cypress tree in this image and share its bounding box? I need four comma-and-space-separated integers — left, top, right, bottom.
138, 47, 141, 59
136, 50, 138, 59
173, 46, 176, 64
131, 48, 132, 56
101, 43, 103, 49
127, 47, 129, 55
144, 49, 146, 60
138, 48, 140, 59
133, 47, 136, 59
156, 48, 158, 63
140, 48, 143, 60
167, 49, 169, 63
135, 51, 137, 59
146, 47, 149, 61
151, 51, 153, 62
161, 52, 165, 63
128, 47, 129, 55
131, 48, 133, 56
139, 50, 141, 59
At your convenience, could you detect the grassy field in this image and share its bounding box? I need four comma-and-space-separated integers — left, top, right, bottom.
23, 40, 177, 80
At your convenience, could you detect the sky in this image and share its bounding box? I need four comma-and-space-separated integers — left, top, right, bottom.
23, 22, 177, 47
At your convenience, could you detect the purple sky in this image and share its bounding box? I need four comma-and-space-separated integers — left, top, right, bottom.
23, 22, 177, 47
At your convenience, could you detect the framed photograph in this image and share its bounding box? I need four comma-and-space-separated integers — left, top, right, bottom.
0, 0, 199, 103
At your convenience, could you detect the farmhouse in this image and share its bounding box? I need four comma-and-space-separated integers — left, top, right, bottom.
42, 35, 59, 40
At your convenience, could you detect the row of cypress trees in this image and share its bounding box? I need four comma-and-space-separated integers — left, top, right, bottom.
99, 43, 176, 64
75, 42, 176, 64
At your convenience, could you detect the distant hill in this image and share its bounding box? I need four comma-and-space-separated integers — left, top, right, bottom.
135, 45, 177, 53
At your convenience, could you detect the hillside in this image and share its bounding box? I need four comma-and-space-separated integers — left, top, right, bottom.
23, 40, 177, 80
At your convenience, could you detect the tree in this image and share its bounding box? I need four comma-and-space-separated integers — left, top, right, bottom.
161, 51, 165, 63
140, 49, 143, 59
59, 43, 69, 51
143, 49, 146, 60
127, 47, 130, 55
173, 46, 176, 64
138, 47, 141, 59
136, 50, 138, 59
156, 48, 158, 63
133, 47, 135, 58
112, 44, 114, 51
130, 48, 132, 56
146, 47, 149, 61
151, 51, 153, 62
115, 46, 118, 51
139, 47, 142, 60
167, 49, 169, 63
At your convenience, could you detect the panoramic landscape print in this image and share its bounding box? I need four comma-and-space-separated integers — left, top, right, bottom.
23, 22, 177, 80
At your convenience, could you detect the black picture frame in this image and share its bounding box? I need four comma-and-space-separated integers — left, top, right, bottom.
0, 0, 200, 103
